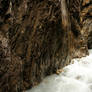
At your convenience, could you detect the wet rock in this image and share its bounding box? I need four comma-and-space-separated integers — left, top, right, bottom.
0, 0, 92, 91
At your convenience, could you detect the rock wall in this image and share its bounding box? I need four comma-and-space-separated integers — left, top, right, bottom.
0, 0, 92, 92
80, 0, 92, 49
10, 0, 72, 89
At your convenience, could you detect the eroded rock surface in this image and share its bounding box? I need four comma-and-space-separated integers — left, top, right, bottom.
0, 0, 92, 91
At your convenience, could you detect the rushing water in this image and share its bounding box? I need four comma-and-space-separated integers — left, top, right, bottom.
26, 49, 92, 92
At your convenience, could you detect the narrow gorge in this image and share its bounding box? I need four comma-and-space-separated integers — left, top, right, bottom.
0, 0, 92, 92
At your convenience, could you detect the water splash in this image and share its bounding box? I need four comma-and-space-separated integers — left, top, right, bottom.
26, 49, 92, 92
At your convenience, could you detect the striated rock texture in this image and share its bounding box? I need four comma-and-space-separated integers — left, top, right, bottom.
80, 0, 92, 49
88, 31, 92, 49
0, 0, 92, 92
10, 0, 72, 89
0, 0, 23, 92
0, 32, 23, 92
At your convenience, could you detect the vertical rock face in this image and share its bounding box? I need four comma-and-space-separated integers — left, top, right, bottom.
0, 32, 23, 92
0, 0, 23, 92
68, 0, 89, 58
80, 0, 92, 49
10, 0, 72, 89
0, 0, 92, 91
88, 31, 92, 49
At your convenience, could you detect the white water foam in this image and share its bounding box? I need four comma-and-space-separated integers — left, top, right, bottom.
26, 49, 92, 92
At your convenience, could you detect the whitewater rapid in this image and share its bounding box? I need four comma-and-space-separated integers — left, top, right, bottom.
26, 49, 92, 92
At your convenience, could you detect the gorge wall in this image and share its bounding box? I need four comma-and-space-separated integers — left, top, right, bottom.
0, 0, 92, 92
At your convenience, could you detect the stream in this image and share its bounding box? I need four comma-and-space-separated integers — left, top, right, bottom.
26, 49, 92, 92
